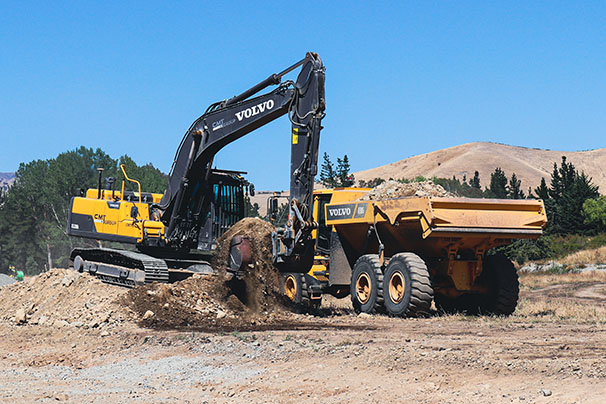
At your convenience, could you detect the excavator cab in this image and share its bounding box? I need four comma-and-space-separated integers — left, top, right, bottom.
197, 169, 251, 251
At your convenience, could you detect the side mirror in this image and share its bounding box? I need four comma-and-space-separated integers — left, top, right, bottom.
130, 205, 139, 219
268, 197, 279, 220
249, 183, 255, 197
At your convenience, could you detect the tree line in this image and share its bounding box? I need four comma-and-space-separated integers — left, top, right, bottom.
0, 147, 167, 275
2, 148, 604, 273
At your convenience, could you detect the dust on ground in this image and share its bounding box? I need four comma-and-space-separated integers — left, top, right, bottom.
359, 179, 455, 200
125, 217, 292, 331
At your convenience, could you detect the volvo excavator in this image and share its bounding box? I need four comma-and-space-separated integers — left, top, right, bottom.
67, 52, 325, 286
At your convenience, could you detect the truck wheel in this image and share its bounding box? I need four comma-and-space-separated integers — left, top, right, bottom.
301, 274, 322, 309
281, 273, 321, 309
350, 254, 384, 314
383, 253, 433, 317
479, 253, 519, 315
281, 273, 303, 304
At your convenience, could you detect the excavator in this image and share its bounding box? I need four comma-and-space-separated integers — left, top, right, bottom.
67, 52, 325, 286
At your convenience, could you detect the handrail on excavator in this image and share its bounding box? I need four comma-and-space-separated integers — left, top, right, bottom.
120, 164, 142, 204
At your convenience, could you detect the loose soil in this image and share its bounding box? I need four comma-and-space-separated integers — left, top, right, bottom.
359, 179, 454, 200
126, 217, 293, 331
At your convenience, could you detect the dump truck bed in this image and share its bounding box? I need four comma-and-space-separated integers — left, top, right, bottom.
325, 196, 547, 259
326, 197, 546, 236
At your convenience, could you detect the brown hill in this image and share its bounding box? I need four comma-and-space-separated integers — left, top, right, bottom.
354, 142, 606, 194
0, 172, 15, 192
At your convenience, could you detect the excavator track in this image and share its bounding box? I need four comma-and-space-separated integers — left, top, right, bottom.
70, 248, 170, 287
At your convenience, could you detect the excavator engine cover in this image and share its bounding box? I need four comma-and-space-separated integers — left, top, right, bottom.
228, 235, 252, 275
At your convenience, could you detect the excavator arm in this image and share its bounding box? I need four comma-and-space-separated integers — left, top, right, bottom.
158, 52, 325, 259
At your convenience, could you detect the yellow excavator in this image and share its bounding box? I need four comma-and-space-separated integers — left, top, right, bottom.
67, 52, 326, 286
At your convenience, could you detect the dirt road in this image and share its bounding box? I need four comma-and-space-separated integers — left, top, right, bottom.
0, 274, 605, 403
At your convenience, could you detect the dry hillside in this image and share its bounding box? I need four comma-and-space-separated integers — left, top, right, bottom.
0, 172, 15, 192
354, 142, 606, 193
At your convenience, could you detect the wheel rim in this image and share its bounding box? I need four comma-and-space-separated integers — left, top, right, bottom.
284, 275, 297, 301
389, 271, 405, 304
355, 273, 372, 304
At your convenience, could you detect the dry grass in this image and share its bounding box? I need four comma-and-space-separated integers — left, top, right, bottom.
513, 297, 606, 324
558, 246, 606, 268
317, 272, 606, 324
519, 270, 606, 289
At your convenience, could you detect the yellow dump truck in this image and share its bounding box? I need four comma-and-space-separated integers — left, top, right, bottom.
278, 188, 547, 316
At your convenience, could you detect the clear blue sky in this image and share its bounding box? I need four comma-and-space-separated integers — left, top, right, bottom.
1, 1, 605, 189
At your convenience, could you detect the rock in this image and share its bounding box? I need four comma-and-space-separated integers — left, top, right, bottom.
142, 310, 155, 320
54, 319, 70, 328
98, 313, 110, 324
61, 276, 74, 287
146, 290, 157, 296
100, 330, 110, 337
14, 309, 27, 325
216, 310, 227, 319
540, 389, 552, 397
357, 312, 372, 318
54, 393, 69, 401
38, 315, 48, 325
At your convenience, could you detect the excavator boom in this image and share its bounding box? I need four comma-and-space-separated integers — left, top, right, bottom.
67, 52, 326, 286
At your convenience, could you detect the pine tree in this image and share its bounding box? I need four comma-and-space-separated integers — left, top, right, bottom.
470, 171, 481, 189
489, 168, 508, 198
508, 173, 524, 199
336, 154, 355, 187
534, 178, 550, 200
319, 152, 337, 187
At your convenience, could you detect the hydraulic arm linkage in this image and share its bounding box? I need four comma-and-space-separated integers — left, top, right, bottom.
157, 52, 326, 272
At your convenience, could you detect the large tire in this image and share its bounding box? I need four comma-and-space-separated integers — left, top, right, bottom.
281, 273, 303, 304
350, 254, 384, 314
479, 253, 519, 315
383, 253, 433, 317
301, 274, 322, 309
280, 273, 321, 309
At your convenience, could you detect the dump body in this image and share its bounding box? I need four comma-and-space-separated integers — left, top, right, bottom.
325, 196, 546, 257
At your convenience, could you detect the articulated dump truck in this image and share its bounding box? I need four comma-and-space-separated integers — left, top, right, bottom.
278, 189, 547, 317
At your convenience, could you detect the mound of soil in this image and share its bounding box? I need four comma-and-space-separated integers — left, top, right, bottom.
125, 217, 290, 330
359, 180, 454, 200
214, 217, 284, 311
0, 268, 132, 328
1, 218, 293, 331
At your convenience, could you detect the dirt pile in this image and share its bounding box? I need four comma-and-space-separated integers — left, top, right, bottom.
0, 268, 132, 328
359, 180, 454, 200
214, 217, 283, 311
125, 217, 290, 330
1, 218, 292, 331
